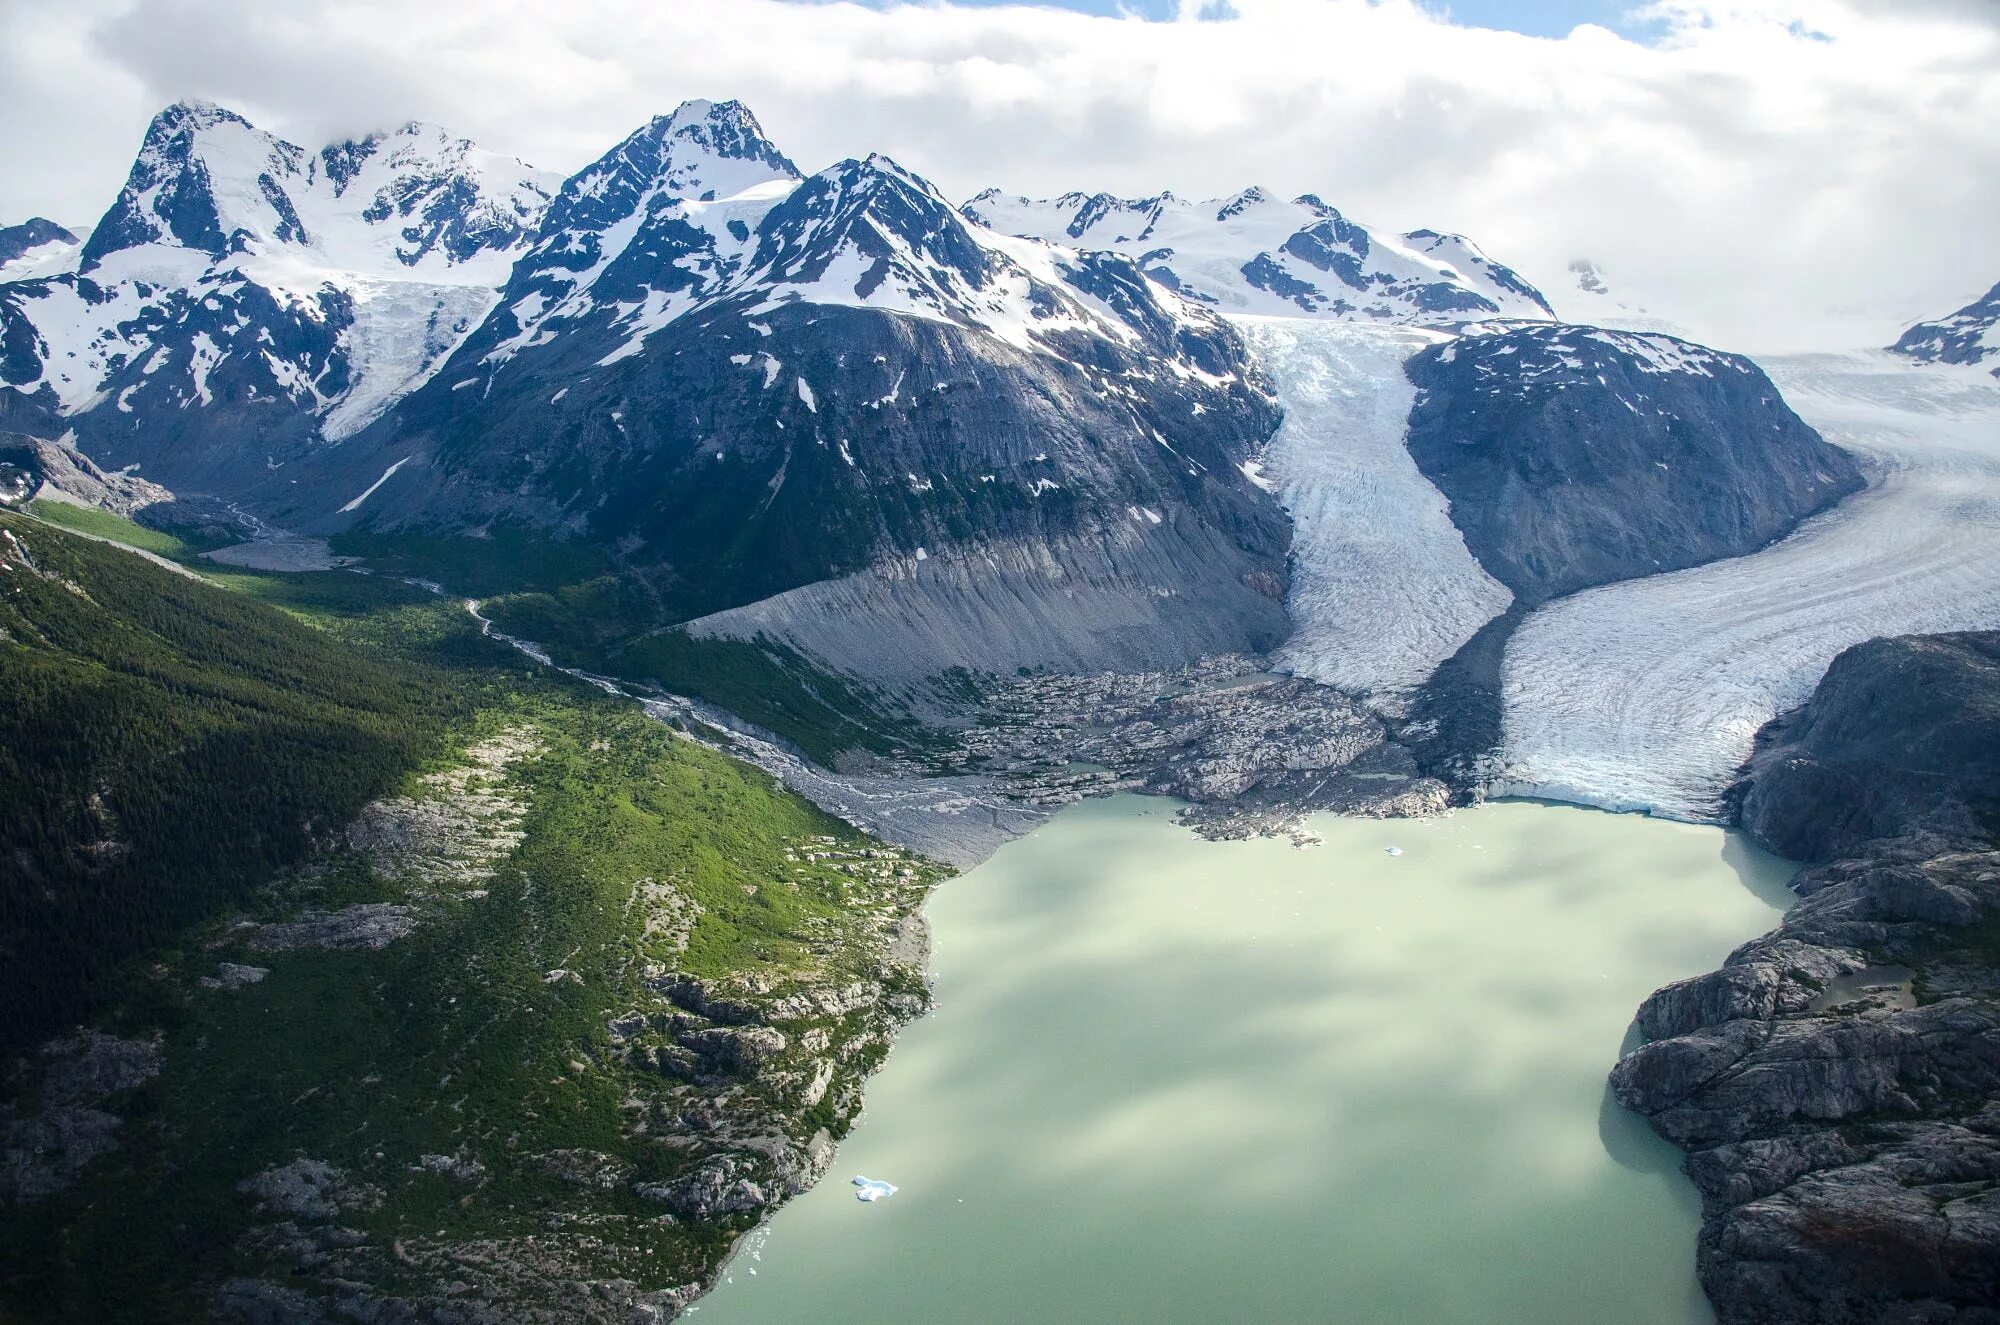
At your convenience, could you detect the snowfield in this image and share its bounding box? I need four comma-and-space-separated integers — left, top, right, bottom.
1235, 317, 1511, 703
1497, 353, 2000, 819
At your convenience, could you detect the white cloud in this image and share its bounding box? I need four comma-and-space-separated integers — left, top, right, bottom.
0, 0, 1991, 351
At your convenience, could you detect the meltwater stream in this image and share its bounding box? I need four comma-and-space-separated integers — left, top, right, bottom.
694, 796, 1793, 1324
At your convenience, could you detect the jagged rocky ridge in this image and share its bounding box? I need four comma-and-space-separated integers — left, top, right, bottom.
0, 219, 78, 279
963, 187, 1554, 322
1614, 630, 2000, 1325
301, 101, 1293, 676
0, 101, 558, 490
1892, 280, 2000, 377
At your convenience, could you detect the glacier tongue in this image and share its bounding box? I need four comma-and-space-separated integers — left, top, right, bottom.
319, 281, 500, 441
1497, 353, 2000, 819
1234, 317, 1511, 703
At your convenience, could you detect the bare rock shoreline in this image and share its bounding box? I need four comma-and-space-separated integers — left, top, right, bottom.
1615, 631, 2000, 1324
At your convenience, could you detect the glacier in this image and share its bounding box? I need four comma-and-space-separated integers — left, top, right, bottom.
1497, 353, 2000, 819
1234, 317, 1511, 704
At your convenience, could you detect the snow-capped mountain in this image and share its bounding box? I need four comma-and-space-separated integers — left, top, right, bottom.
451, 102, 1250, 385
462, 99, 803, 371
0, 219, 79, 282
301, 99, 1289, 674
1891, 280, 2000, 376
0, 100, 558, 487
961, 188, 1554, 324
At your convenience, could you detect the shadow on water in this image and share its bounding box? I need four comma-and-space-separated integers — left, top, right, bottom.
1719, 830, 1803, 911
1598, 1082, 1681, 1176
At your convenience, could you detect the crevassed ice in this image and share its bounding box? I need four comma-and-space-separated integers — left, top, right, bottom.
1499, 352, 2000, 819
1233, 316, 1511, 704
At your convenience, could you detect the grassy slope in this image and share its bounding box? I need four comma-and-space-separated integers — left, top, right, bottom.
22, 498, 226, 557
329, 524, 940, 765
0, 511, 943, 1320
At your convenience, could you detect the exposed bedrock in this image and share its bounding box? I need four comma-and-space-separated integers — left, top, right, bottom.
1734, 631, 2000, 863
0, 431, 173, 515
1613, 845, 2000, 1325
1402, 325, 1863, 608
1617, 630, 2000, 1325
1397, 325, 1864, 784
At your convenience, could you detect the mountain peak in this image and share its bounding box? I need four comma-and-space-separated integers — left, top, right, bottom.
547, 99, 798, 233
1890, 279, 2000, 376
0, 217, 80, 275
153, 98, 247, 132
854, 153, 934, 193
969, 186, 1554, 324
82, 102, 305, 271
652, 98, 799, 187
1216, 186, 1274, 220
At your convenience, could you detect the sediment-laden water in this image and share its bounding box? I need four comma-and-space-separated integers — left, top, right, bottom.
694, 796, 1793, 1323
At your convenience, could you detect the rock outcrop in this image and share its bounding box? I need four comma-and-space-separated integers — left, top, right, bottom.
1403, 326, 1863, 607
1613, 845, 2000, 1324
1734, 632, 2000, 863
1616, 630, 2000, 1324
1891, 279, 2000, 378
0, 431, 172, 515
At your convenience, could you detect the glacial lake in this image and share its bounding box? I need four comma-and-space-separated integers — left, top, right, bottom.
693, 796, 1794, 1323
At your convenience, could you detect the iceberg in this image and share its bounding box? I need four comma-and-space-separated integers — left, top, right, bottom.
852, 1176, 897, 1203
1384, 847, 1404, 857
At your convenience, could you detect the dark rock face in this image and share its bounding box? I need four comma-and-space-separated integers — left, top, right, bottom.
344, 297, 1282, 625
1403, 325, 1864, 606
1736, 632, 2000, 862
1891, 280, 2000, 377
0, 219, 75, 268
1617, 629, 2000, 1325
1613, 845, 2000, 1325
316, 136, 1290, 674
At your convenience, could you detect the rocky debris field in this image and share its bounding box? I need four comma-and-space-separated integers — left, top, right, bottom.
0, 1032, 162, 1201
953, 654, 1451, 838
343, 727, 538, 894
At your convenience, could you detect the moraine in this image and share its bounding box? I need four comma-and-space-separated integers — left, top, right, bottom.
691, 795, 1793, 1323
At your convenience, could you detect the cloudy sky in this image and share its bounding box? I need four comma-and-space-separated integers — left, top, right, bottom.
1, 0, 1993, 352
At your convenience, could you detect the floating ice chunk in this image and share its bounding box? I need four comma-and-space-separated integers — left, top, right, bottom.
852, 1176, 898, 1202
1384, 846, 1403, 857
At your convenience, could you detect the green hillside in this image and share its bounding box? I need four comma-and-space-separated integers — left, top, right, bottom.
0, 510, 942, 1321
